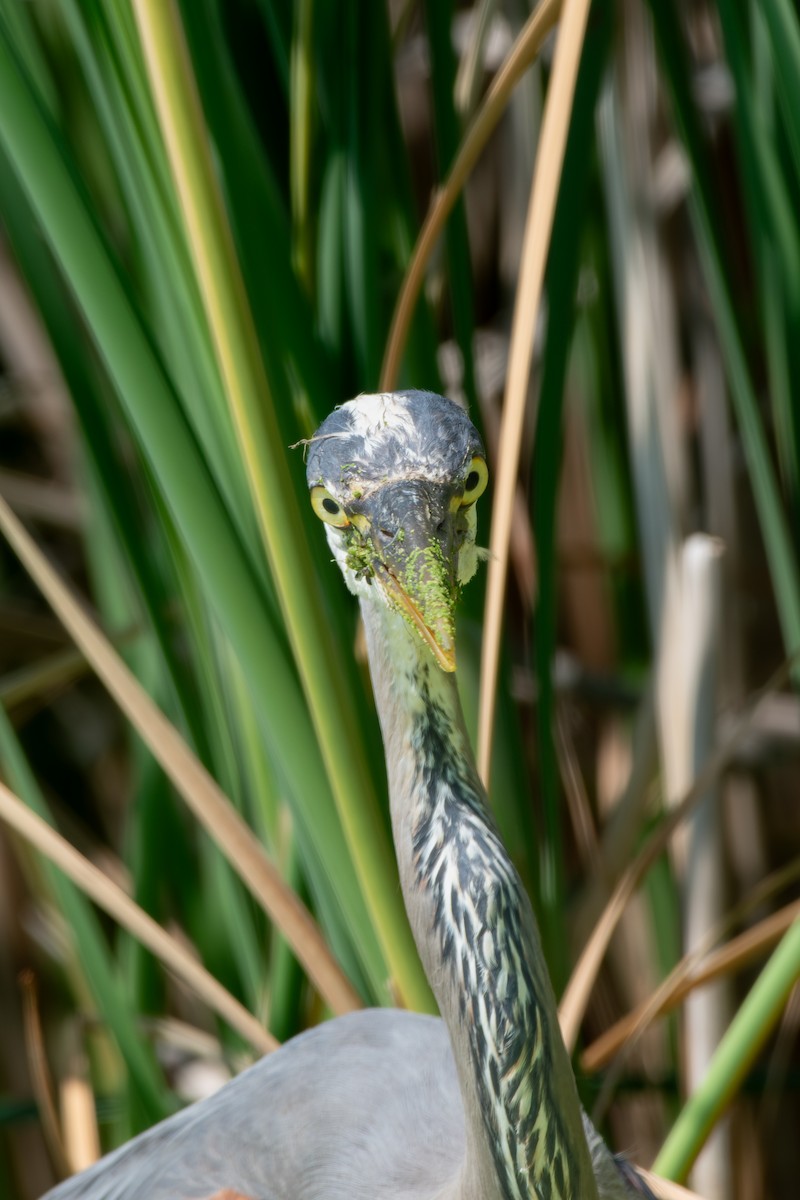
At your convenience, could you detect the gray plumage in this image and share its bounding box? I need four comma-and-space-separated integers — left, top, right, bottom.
44, 391, 650, 1200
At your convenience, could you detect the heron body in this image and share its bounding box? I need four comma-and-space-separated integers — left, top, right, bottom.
43, 392, 647, 1200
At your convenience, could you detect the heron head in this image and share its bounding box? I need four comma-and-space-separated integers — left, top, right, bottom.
306, 391, 488, 672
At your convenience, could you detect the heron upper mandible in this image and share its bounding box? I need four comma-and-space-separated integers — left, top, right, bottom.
43, 391, 650, 1200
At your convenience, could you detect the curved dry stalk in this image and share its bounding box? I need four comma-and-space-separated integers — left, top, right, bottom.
477, 0, 592, 781
0, 494, 361, 1017
582, 897, 800, 1073
0, 781, 276, 1055
379, 0, 561, 392
20, 968, 70, 1178
558, 653, 799, 1052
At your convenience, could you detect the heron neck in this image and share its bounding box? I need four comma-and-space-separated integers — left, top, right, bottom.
360, 599, 599, 1200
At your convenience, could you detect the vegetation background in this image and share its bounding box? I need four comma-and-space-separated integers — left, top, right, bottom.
1, 1, 799, 1198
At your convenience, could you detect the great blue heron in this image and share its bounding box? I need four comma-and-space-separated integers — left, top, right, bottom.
43, 391, 650, 1200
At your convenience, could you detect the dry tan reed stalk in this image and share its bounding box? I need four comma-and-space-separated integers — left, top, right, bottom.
0, 492, 361, 1016
558, 653, 799, 1052
380, 0, 562, 392
0, 782, 277, 1055
477, 0, 592, 780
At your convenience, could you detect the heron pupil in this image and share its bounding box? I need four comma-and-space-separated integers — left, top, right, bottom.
465, 471, 480, 492
322, 497, 340, 515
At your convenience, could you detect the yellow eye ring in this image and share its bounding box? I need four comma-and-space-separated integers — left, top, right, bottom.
461, 456, 488, 506
310, 486, 350, 527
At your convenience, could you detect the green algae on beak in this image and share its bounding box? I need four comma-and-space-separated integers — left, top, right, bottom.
375, 541, 457, 672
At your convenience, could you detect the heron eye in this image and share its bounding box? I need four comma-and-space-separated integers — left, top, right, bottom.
460, 456, 488, 506
310, 486, 350, 527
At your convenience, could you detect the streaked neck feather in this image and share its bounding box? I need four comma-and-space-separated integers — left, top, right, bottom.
360, 597, 599, 1200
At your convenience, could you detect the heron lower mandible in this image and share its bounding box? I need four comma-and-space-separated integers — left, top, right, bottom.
43, 391, 650, 1200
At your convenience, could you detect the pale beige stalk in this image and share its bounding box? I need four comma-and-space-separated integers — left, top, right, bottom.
637, 1170, 705, 1200
60, 1021, 101, 1172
